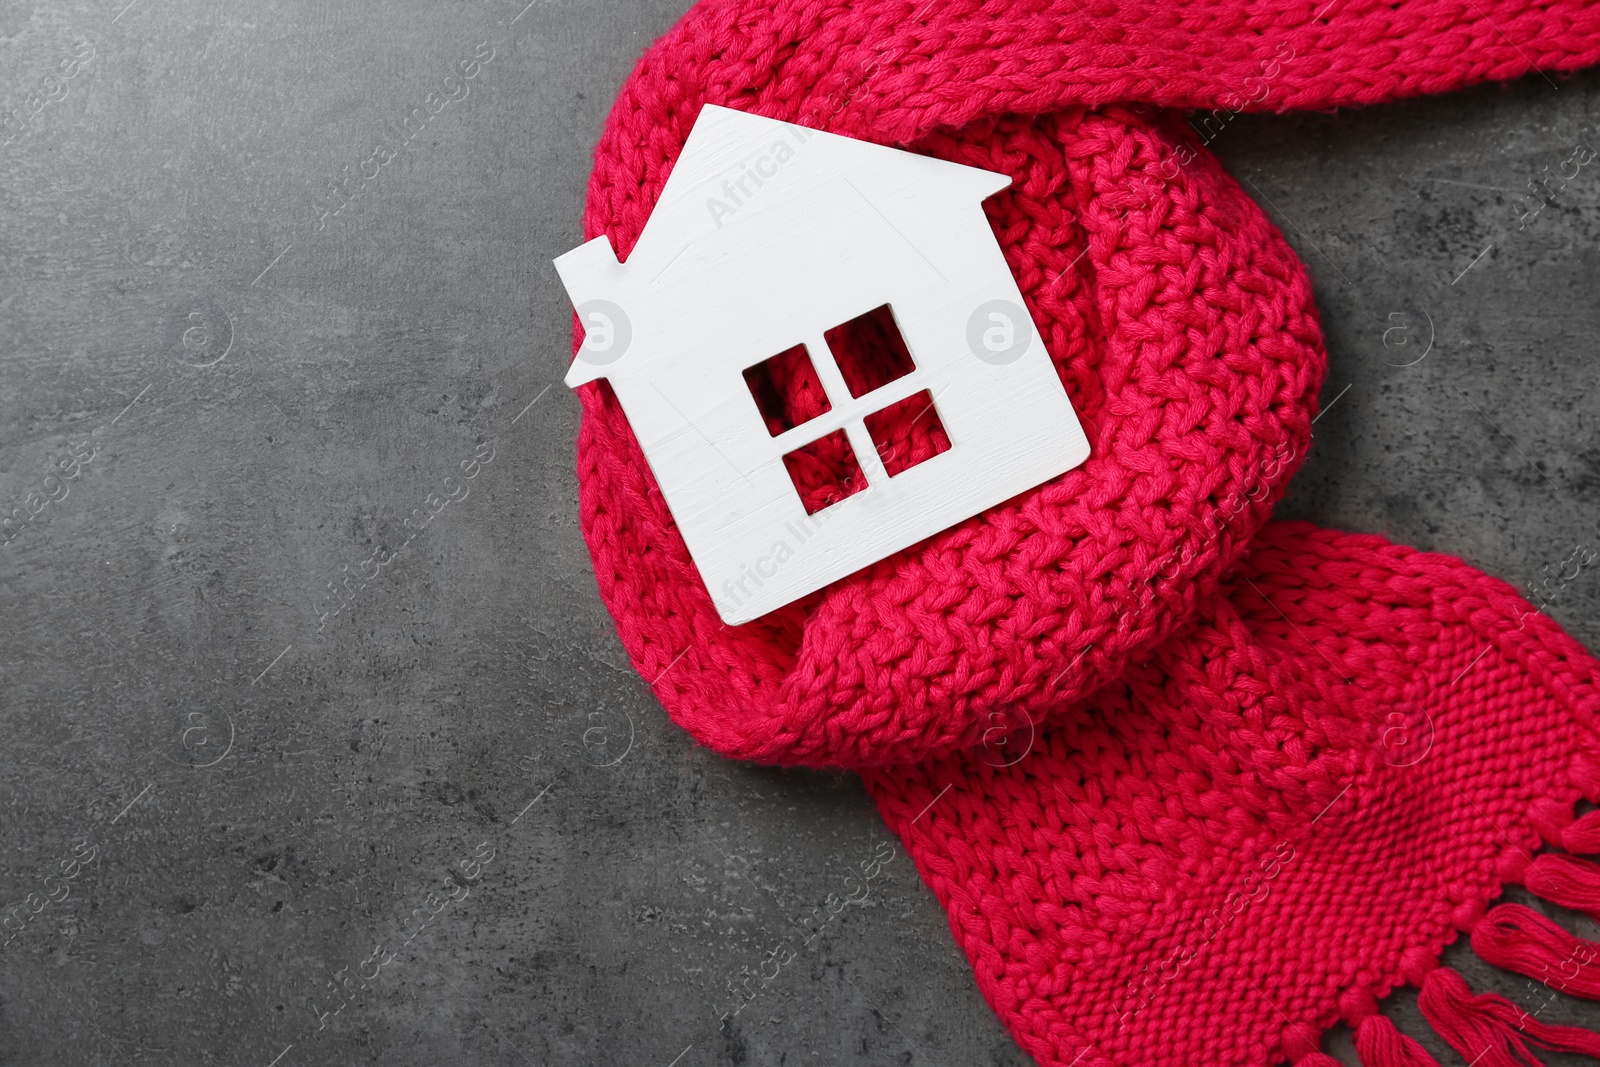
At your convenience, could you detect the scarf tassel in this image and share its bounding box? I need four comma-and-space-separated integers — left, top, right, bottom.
1416, 965, 1600, 1067
1289, 846, 1600, 1067
1352, 1014, 1443, 1067
1471, 902, 1600, 999
1561, 811, 1600, 855
1525, 852, 1600, 921
1291, 1017, 1446, 1067
1289, 966, 1600, 1067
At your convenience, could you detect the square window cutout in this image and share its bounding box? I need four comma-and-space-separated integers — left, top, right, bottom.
743, 344, 831, 436
824, 304, 916, 399
782, 429, 867, 515
864, 389, 950, 477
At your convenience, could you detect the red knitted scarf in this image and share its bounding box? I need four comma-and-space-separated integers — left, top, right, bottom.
566, 2, 1600, 1064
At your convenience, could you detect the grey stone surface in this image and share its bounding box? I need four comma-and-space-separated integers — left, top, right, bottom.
1, 1, 1598, 1064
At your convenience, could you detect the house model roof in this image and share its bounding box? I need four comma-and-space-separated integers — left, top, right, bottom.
559, 104, 1012, 388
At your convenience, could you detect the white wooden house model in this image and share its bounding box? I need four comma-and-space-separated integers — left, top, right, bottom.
558, 104, 1089, 624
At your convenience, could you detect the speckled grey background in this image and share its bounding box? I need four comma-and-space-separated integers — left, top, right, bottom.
2, 1, 1599, 1065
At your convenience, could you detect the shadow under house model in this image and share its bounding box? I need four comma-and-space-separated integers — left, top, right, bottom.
558, 104, 1091, 625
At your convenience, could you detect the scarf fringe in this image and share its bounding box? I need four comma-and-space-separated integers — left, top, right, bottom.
1290, 963, 1600, 1067
1525, 853, 1600, 921
1291, 783, 1600, 1067
1353, 1014, 1442, 1067
1472, 903, 1600, 999
1562, 811, 1600, 855
1417, 966, 1600, 1067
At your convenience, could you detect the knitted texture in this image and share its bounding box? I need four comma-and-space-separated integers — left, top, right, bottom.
564, 1, 1600, 1063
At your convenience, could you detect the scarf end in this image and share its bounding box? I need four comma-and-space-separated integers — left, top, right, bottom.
1291, 759, 1600, 1067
